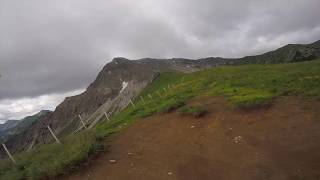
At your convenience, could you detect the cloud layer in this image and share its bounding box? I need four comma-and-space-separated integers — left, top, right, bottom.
0, 89, 84, 122
1, 0, 320, 120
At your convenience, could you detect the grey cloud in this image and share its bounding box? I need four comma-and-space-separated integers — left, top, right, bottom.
0, 89, 84, 121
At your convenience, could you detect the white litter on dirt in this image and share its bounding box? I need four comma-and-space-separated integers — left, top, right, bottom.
233, 136, 243, 144
109, 159, 117, 163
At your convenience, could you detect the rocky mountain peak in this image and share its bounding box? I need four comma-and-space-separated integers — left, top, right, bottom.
112, 57, 130, 62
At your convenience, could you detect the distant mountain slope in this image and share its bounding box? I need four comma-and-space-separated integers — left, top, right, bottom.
229, 40, 320, 64
0, 110, 51, 144
0, 120, 19, 133
4, 40, 320, 155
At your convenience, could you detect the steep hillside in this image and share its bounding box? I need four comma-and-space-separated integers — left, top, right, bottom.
0, 59, 319, 179
5, 40, 320, 155
3, 57, 215, 154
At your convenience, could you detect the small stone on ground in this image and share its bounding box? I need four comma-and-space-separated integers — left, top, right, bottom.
109, 159, 117, 164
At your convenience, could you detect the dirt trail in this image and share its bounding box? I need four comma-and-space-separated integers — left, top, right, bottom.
63, 97, 320, 180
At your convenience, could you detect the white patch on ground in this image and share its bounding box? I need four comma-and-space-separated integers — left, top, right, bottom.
120, 81, 128, 94
233, 136, 243, 144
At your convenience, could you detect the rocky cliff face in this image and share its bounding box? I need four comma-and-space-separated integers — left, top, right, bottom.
3, 40, 320, 156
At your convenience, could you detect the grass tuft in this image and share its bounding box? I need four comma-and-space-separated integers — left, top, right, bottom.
178, 106, 207, 118
0, 131, 101, 180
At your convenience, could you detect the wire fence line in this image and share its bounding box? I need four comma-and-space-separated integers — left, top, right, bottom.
2, 82, 179, 165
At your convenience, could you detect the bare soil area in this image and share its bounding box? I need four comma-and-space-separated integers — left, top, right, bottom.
63, 96, 320, 180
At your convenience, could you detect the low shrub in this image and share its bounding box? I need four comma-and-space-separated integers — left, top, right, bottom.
0, 131, 100, 180
178, 106, 207, 118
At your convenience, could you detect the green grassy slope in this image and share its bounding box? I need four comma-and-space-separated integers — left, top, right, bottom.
1, 59, 320, 179
97, 59, 320, 136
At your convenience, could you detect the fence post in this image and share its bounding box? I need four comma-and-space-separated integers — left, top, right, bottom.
157, 91, 162, 98
2, 144, 16, 164
104, 112, 110, 121
47, 125, 61, 144
79, 114, 87, 129
27, 136, 37, 152
130, 99, 136, 107
148, 94, 153, 101
163, 88, 167, 96
181, 76, 185, 83
140, 96, 145, 105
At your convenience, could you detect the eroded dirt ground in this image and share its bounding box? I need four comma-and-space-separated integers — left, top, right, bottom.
63, 96, 320, 180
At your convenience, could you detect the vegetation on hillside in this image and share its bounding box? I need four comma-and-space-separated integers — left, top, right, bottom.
177, 106, 207, 118
0, 132, 100, 179
1, 59, 320, 179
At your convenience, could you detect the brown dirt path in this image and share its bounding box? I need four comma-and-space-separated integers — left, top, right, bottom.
63, 96, 320, 180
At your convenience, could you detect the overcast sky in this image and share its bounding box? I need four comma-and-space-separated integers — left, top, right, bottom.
0, 0, 320, 122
